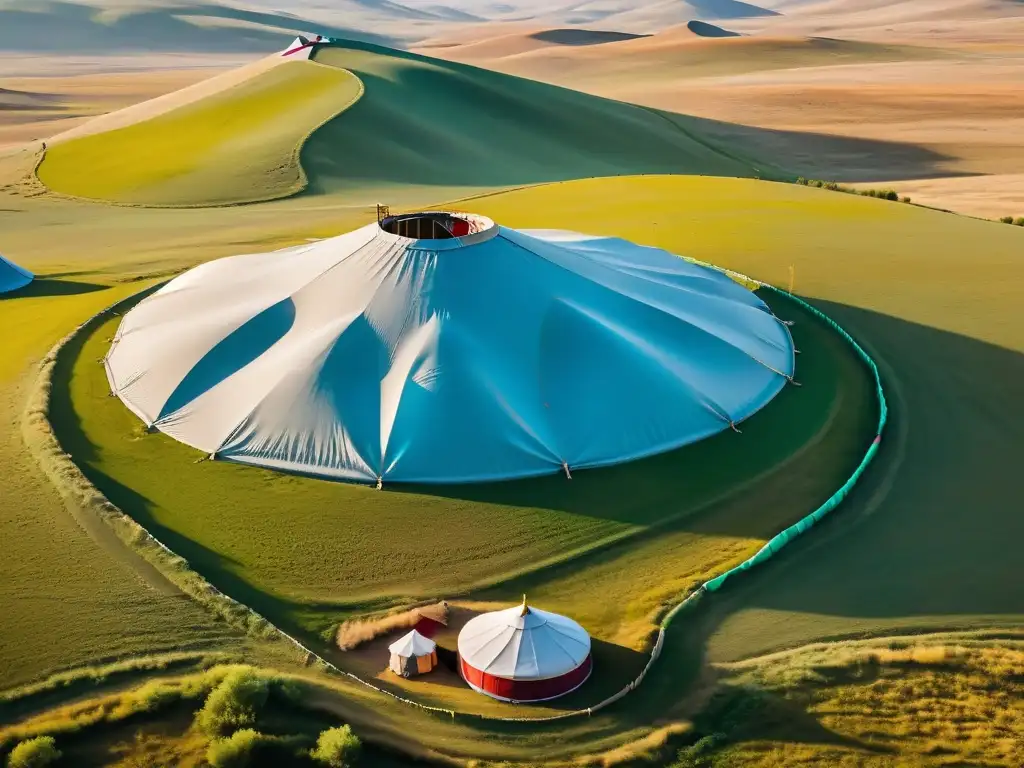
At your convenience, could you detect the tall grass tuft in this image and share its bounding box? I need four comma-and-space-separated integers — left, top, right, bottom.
6, 736, 61, 768
335, 602, 448, 651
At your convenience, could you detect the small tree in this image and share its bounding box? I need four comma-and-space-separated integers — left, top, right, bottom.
310, 725, 362, 767
196, 668, 270, 737
7, 737, 62, 768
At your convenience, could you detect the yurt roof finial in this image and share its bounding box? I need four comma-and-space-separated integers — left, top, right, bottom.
520, 594, 529, 616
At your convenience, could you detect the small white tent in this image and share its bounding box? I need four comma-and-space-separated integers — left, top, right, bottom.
0, 253, 32, 294
388, 629, 437, 677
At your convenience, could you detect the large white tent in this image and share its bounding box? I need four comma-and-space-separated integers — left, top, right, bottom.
105, 211, 794, 484
0, 253, 33, 294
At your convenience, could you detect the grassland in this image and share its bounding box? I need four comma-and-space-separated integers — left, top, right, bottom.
0, 270, 247, 689
37, 61, 363, 206
59, 282, 871, 656
3, 164, 1023, 759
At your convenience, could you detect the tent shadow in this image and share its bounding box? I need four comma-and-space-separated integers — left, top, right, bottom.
5, 278, 108, 298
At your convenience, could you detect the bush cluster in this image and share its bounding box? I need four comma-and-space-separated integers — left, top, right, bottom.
6, 737, 61, 768
998, 215, 1024, 226
310, 725, 362, 767
196, 668, 271, 737
207, 729, 272, 768
795, 177, 910, 204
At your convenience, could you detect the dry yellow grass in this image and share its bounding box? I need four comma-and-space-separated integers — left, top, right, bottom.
335, 603, 448, 651
708, 634, 1024, 767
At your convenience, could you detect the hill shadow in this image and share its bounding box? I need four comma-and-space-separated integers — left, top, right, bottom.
687, 20, 742, 37
529, 29, 650, 46
681, 302, 1024, 632
681, 113, 963, 183
303, 41, 960, 196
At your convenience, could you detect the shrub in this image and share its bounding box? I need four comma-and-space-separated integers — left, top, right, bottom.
310, 725, 362, 767
7, 737, 62, 768
196, 668, 270, 737
1000, 216, 1014, 224
884, 190, 899, 201
1014, 217, 1024, 226
206, 729, 269, 768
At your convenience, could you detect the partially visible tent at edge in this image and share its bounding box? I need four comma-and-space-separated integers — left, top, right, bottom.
0, 253, 33, 294
105, 211, 796, 485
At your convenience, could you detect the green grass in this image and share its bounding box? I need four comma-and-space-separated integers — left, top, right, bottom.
34, 40, 771, 208
37, 61, 363, 206
300, 41, 767, 204
57, 283, 869, 651
1, 665, 423, 768
0, 277, 246, 690
3, 169, 1023, 761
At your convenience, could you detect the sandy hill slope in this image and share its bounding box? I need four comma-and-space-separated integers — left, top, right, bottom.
420, 21, 922, 82
0, 0, 396, 52
402, 0, 778, 29
36, 40, 772, 206
724, 0, 1024, 42
417, 25, 649, 59
561, 0, 778, 31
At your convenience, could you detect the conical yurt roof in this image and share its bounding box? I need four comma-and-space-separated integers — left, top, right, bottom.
457, 601, 590, 680
0, 253, 33, 294
388, 629, 436, 657
104, 211, 794, 484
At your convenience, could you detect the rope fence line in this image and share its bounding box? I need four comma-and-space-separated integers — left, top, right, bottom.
30, 263, 886, 725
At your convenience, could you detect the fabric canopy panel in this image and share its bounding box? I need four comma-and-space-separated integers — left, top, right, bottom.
458, 601, 592, 702
105, 212, 795, 484
0, 254, 33, 294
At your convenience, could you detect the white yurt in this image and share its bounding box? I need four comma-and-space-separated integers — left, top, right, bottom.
388, 629, 437, 677
458, 598, 591, 702
104, 211, 794, 484
0, 253, 33, 294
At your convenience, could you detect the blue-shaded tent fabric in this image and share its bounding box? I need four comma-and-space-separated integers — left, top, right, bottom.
105, 214, 794, 484
0, 253, 33, 294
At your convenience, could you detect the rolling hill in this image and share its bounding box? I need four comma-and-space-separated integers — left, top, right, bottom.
36, 40, 771, 206
38, 59, 364, 206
